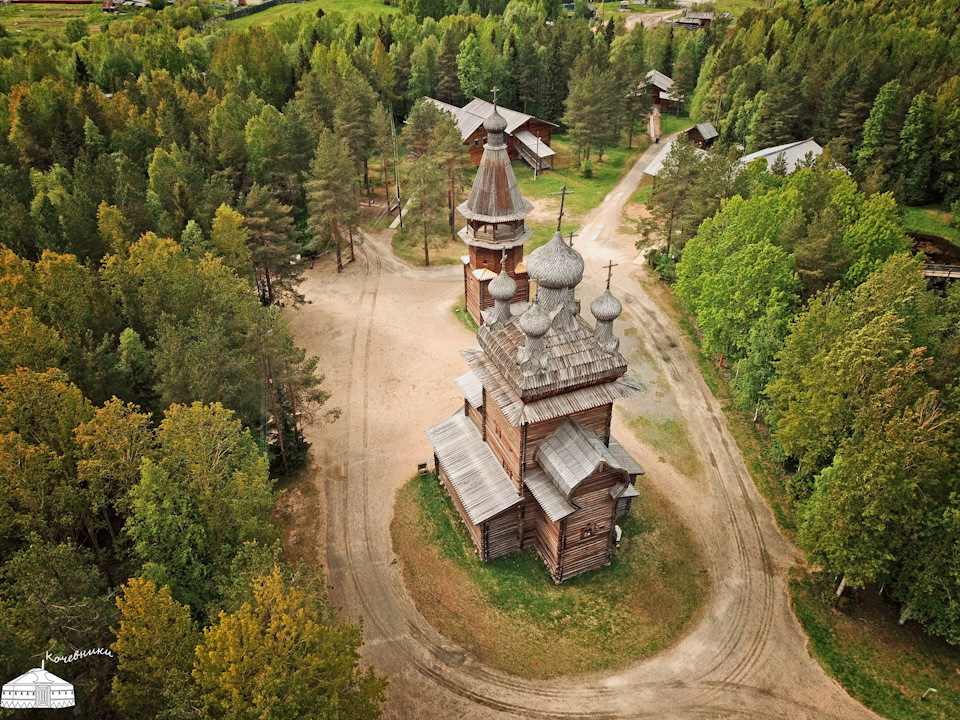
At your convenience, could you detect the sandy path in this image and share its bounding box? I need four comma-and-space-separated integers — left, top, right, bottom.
284, 139, 881, 718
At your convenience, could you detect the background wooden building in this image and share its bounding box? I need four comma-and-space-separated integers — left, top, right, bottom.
424, 97, 557, 171
427, 225, 645, 583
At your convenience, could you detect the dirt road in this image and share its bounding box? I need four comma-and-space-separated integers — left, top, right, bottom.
286, 142, 880, 719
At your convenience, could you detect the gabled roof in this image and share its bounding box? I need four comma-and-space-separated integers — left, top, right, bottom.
693, 121, 718, 141
422, 97, 485, 141
642, 69, 674, 92
463, 97, 558, 135
739, 138, 824, 174
643, 139, 709, 177
685, 10, 714, 20
514, 129, 556, 158
535, 418, 627, 501
425, 412, 521, 524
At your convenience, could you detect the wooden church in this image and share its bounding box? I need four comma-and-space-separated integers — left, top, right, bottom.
427, 103, 644, 583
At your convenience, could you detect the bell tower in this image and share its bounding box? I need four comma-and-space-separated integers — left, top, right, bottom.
457, 88, 534, 325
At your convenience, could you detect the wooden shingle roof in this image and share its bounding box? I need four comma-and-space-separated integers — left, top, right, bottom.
524, 467, 579, 522
454, 371, 484, 409
460, 345, 642, 426
425, 412, 521, 524
535, 418, 627, 501
477, 314, 627, 401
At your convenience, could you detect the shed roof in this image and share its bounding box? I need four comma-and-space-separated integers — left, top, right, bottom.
425, 412, 521, 524
685, 10, 714, 20
608, 436, 645, 476
454, 371, 484, 409
513, 129, 557, 158
739, 138, 824, 174
535, 418, 628, 501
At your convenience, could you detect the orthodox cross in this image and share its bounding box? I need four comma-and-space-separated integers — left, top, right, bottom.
565, 230, 579, 248
500, 247, 508, 271
551, 186, 576, 231
491, 86, 499, 107
603, 260, 618, 290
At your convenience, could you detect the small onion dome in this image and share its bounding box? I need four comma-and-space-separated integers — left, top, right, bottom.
488, 267, 517, 301
526, 231, 584, 289
591, 289, 622, 322
519, 301, 551, 338
484, 107, 508, 134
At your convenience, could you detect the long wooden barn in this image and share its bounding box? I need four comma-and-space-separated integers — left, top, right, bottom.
427, 107, 644, 582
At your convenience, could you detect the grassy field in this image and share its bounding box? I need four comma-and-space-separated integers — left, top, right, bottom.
0, 3, 103, 41
791, 569, 960, 720
451, 297, 477, 332
659, 113, 692, 137
901, 205, 960, 245
392, 471, 708, 678
227, 0, 397, 29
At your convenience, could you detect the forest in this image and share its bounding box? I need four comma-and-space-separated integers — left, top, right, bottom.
657, 0, 960, 646
1, 0, 959, 714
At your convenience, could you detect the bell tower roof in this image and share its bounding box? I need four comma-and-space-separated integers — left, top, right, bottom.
457, 89, 533, 227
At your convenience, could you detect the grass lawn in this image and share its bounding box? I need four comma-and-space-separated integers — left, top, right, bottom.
451, 297, 477, 332
392, 471, 709, 679
791, 569, 960, 720
713, 0, 766, 16
659, 114, 692, 137
901, 205, 960, 246
227, 0, 396, 29
0, 3, 104, 41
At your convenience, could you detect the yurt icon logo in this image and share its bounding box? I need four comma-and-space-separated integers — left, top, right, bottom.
1, 661, 75, 709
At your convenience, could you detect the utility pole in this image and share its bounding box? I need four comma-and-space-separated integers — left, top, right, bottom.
390, 104, 403, 229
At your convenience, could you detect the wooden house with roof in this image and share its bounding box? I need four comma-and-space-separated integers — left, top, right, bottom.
423, 97, 557, 170
639, 70, 684, 115
427, 209, 645, 583
686, 121, 718, 149
457, 102, 534, 325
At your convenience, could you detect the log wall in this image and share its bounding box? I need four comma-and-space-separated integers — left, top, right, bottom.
466, 399, 483, 433
436, 458, 483, 554
533, 502, 562, 581
556, 469, 621, 581
484, 506, 522, 559
486, 397, 522, 488
521, 403, 613, 476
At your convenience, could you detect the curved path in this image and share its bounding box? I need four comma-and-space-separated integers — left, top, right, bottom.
285, 143, 880, 720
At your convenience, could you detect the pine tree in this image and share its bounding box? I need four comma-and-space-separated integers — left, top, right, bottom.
404, 155, 447, 267
241, 185, 303, 306
895, 91, 936, 205
306, 130, 362, 272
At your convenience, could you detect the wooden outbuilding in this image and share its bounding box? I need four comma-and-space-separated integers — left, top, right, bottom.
423, 97, 557, 170
427, 224, 645, 583
686, 121, 718, 149
639, 70, 684, 115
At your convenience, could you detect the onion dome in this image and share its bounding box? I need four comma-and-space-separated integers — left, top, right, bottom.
519, 301, 550, 338
591, 289, 622, 322
488, 267, 517, 301
526, 231, 585, 289
484, 107, 508, 135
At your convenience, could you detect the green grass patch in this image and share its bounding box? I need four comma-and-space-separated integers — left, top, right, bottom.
451, 298, 478, 332
901, 205, 960, 246
630, 175, 653, 206
659, 114, 692, 137
713, 0, 766, 16
392, 471, 709, 678
226, 0, 397, 29
791, 569, 960, 720
621, 409, 700, 478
